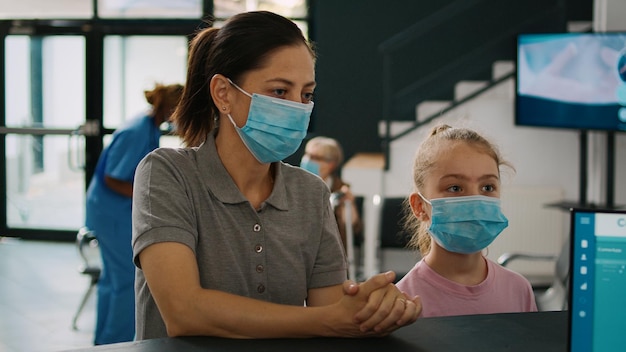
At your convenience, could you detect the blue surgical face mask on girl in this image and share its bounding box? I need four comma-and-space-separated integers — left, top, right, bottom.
418, 193, 509, 254
226, 78, 314, 163
300, 155, 321, 176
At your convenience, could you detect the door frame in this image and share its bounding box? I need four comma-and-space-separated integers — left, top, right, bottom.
0, 18, 202, 241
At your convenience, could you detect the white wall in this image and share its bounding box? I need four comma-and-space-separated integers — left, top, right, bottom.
381, 75, 590, 203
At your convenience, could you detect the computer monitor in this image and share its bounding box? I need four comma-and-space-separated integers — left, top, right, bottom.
516, 32, 626, 132
568, 208, 626, 352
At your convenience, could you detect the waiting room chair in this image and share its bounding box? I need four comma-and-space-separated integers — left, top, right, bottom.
72, 227, 101, 330
379, 197, 417, 283
497, 239, 570, 311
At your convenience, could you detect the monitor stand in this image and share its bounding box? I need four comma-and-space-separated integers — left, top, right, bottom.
546, 130, 623, 211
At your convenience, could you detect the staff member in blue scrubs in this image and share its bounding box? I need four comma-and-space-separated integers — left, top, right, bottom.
85, 83, 183, 345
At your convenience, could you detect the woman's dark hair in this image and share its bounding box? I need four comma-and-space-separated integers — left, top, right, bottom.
172, 11, 315, 147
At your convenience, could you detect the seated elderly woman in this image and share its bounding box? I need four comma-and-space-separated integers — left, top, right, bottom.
300, 136, 363, 253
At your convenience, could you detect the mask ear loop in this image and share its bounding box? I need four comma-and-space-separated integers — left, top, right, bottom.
223, 77, 250, 130
417, 192, 432, 205
226, 78, 253, 98
226, 114, 239, 129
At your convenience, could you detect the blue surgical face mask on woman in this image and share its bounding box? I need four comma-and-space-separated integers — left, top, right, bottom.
300, 155, 321, 175
418, 193, 509, 254
226, 78, 314, 163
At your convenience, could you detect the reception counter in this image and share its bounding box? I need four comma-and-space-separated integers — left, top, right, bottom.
63, 310, 568, 352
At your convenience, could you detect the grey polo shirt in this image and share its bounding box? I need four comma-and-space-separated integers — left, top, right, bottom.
132, 131, 347, 340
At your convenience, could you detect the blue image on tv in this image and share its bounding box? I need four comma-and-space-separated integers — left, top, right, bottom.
516, 32, 626, 132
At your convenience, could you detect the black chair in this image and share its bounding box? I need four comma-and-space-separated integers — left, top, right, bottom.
379, 197, 415, 283
72, 227, 101, 330
380, 197, 412, 248
497, 239, 570, 311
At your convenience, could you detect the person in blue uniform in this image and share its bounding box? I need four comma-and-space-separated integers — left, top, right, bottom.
85, 82, 183, 345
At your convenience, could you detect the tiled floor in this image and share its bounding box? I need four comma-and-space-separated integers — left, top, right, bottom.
0, 236, 97, 352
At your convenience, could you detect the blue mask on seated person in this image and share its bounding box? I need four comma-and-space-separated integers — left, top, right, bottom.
300, 155, 320, 176
227, 78, 314, 164
419, 193, 509, 254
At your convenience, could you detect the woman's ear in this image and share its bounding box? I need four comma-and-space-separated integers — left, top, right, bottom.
210, 74, 231, 114
409, 192, 428, 221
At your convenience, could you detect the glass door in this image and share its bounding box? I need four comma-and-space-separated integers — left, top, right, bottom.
1, 20, 196, 241
1, 1, 309, 242
102, 34, 188, 146
2, 28, 93, 240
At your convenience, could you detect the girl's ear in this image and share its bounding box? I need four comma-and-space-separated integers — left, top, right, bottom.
409, 192, 429, 221
210, 74, 231, 114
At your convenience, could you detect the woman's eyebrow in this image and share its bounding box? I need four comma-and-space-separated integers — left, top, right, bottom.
265, 78, 316, 88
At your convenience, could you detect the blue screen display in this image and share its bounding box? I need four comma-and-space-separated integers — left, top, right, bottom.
517, 33, 626, 132
570, 211, 626, 352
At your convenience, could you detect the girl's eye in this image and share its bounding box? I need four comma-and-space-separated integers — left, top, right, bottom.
483, 184, 496, 192
447, 185, 462, 193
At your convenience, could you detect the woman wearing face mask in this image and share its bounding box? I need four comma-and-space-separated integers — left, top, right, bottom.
300, 136, 363, 253
395, 124, 537, 318
131, 11, 420, 340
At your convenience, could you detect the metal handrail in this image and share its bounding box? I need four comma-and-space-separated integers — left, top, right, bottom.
0, 126, 79, 135
0, 120, 100, 136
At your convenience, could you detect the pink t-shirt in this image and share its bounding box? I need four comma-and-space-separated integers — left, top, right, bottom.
396, 258, 538, 318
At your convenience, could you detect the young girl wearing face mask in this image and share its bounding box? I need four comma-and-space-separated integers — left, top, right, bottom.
131, 11, 420, 341
395, 124, 537, 318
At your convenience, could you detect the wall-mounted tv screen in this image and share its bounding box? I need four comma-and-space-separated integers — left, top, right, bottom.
516, 32, 626, 132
